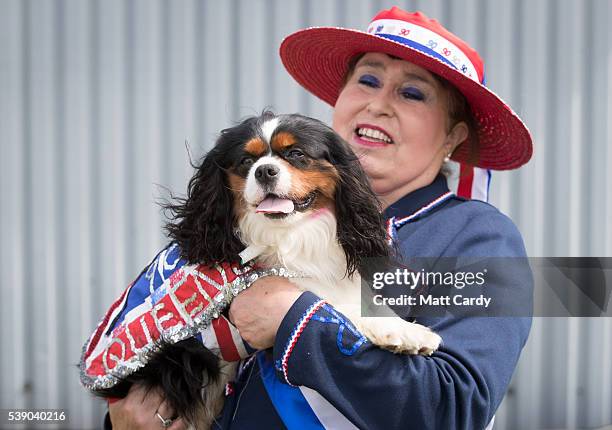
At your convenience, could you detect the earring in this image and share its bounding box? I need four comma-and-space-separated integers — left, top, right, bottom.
444, 152, 452, 163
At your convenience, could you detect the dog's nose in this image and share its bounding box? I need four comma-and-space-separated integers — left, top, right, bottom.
255, 164, 280, 185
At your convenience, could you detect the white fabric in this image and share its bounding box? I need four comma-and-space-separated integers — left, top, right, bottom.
444, 161, 490, 202
299, 386, 359, 430
368, 19, 480, 82
299, 385, 496, 430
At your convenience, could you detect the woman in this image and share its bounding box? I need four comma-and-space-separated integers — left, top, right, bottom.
109, 7, 532, 429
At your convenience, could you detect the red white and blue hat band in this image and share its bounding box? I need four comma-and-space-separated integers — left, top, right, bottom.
367, 19, 482, 84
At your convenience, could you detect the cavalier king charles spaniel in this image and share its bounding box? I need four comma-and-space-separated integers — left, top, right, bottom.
98, 112, 441, 428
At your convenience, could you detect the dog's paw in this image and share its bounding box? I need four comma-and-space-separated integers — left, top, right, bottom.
387, 322, 441, 355
356, 317, 441, 356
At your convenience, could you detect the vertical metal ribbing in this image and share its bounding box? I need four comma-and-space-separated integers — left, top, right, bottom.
0, 1, 610, 428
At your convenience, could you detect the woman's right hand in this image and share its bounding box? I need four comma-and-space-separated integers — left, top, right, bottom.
108, 384, 186, 430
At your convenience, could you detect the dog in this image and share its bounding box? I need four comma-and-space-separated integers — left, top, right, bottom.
92, 112, 441, 428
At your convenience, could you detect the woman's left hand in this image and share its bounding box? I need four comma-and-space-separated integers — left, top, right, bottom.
229, 276, 302, 350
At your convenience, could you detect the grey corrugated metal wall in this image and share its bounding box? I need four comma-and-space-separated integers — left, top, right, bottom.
0, 0, 610, 428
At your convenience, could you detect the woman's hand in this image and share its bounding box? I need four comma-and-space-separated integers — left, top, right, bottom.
229, 276, 302, 349
108, 384, 185, 430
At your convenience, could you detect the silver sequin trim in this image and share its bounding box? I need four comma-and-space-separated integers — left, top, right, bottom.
79, 264, 306, 390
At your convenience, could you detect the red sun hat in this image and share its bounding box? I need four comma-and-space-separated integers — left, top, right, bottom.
280, 7, 533, 170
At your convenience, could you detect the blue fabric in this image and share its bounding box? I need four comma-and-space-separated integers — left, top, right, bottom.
258, 352, 325, 430
310, 304, 367, 356
376, 34, 486, 86
376, 34, 457, 71
108, 243, 187, 334
216, 177, 532, 430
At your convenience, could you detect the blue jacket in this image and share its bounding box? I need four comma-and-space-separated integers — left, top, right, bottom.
216, 174, 532, 429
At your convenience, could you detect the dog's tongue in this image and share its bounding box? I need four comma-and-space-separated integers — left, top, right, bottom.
256, 196, 295, 214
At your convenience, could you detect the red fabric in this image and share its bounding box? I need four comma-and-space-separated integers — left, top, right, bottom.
457, 164, 475, 199
213, 316, 242, 362
82, 262, 251, 386
84, 284, 132, 358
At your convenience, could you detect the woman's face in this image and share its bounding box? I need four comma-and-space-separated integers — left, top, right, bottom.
332, 52, 467, 208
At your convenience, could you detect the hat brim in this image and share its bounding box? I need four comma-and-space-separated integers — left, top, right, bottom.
280, 27, 533, 170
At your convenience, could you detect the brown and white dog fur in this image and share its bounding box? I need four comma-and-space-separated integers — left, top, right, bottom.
232, 116, 441, 355
98, 113, 441, 429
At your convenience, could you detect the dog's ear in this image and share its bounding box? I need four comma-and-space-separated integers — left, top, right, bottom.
330, 135, 390, 277
164, 146, 243, 265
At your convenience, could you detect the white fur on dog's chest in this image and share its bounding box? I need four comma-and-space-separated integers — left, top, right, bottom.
239, 208, 363, 308
238, 206, 441, 356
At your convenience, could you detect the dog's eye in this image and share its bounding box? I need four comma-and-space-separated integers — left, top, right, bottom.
286, 149, 304, 159
240, 157, 254, 167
